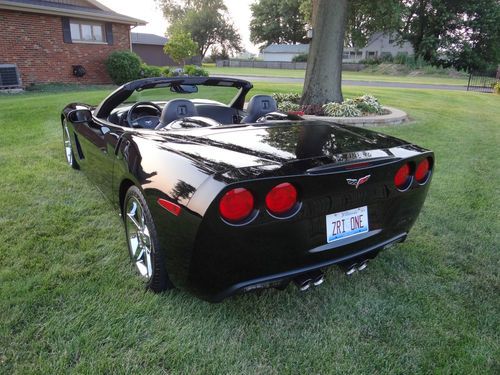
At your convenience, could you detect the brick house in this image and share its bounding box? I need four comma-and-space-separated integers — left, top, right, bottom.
0, 0, 145, 88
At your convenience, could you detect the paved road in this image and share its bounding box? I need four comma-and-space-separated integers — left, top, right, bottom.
215, 74, 467, 91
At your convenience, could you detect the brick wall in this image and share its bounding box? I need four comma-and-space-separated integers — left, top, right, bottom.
0, 9, 131, 86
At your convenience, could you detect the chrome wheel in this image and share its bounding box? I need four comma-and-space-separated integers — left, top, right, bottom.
125, 197, 153, 279
62, 120, 74, 166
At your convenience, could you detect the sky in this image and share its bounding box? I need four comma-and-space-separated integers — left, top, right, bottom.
98, 0, 258, 53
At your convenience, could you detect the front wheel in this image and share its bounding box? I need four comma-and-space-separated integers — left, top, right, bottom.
62, 119, 78, 169
123, 186, 172, 292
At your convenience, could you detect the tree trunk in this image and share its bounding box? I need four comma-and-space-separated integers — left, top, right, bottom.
301, 0, 348, 105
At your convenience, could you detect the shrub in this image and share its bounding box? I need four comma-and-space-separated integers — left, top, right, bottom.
272, 92, 301, 104
393, 52, 409, 65
292, 53, 308, 62
323, 102, 361, 117
346, 94, 383, 114
183, 65, 209, 77
494, 82, 500, 95
105, 50, 142, 85
278, 101, 301, 112
140, 64, 163, 78
402, 55, 428, 69
380, 53, 394, 63
160, 67, 170, 76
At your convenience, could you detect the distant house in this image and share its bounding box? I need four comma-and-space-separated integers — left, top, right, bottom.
132, 32, 171, 66
260, 32, 414, 63
0, 0, 145, 88
260, 44, 309, 62
347, 32, 414, 61
131, 32, 202, 67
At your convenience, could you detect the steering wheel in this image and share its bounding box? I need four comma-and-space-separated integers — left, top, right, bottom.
127, 101, 162, 129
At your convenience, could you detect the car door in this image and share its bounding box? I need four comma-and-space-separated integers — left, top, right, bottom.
72, 116, 123, 201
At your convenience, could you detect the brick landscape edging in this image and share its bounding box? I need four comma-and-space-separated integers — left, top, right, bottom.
303, 106, 409, 127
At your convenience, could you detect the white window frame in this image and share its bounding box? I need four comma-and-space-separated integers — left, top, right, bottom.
70, 19, 106, 44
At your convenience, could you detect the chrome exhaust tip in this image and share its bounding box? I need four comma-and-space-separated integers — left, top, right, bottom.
294, 270, 324, 291
298, 281, 312, 292
357, 261, 368, 272
293, 274, 313, 291
346, 265, 357, 276
312, 274, 325, 286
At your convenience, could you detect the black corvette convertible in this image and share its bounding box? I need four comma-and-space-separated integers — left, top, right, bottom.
61, 76, 433, 302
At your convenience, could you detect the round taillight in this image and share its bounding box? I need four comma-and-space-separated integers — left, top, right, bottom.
394, 163, 412, 190
265, 182, 297, 215
219, 188, 254, 222
415, 158, 431, 183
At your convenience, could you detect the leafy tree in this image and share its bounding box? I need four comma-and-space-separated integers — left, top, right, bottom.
250, 0, 308, 46
163, 31, 198, 66
156, 0, 242, 58
400, 0, 500, 71
300, 0, 402, 48
346, 0, 402, 48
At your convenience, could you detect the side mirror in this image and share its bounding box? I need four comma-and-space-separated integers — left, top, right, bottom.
68, 109, 93, 123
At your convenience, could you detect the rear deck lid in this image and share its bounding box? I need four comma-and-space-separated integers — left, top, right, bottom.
160, 121, 409, 173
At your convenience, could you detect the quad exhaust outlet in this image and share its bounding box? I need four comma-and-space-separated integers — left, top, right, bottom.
294, 270, 325, 291
345, 260, 369, 276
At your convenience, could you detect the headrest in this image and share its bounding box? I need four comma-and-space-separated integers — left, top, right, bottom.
242, 95, 278, 123
159, 99, 197, 125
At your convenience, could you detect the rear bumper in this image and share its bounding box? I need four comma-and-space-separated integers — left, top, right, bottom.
167, 153, 432, 302
209, 233, 407, 302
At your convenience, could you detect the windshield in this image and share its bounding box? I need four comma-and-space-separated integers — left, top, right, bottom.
125, 86, 241, 106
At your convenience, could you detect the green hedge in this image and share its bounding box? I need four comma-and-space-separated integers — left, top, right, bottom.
105, 51, 208, 84
105, 50, 142, 85
140, 64, 170, 78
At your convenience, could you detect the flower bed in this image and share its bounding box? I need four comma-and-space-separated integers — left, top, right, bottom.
272, 93, 386, 117
272, 93, 408, 126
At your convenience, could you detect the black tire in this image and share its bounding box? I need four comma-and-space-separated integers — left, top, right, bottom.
62, 119, 79, 169
123, 186, 173, 292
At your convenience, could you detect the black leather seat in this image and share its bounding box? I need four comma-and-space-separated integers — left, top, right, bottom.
242, 95, 278, 123
157, 99, 197, 128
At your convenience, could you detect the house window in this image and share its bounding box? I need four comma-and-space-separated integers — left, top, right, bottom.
70, 20, 106, 43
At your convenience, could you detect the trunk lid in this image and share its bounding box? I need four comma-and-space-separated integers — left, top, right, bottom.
157, 121, 409, 176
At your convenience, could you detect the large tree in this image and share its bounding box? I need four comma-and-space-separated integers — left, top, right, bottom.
346, 0, 402, 48
250, 0, 308, 46
156, 0, 242, 58
301, 0, 348, 105
400, 0, 500, 71
299, 0, 402, 48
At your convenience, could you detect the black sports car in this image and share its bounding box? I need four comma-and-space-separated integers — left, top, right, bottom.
61, 76, 433, 302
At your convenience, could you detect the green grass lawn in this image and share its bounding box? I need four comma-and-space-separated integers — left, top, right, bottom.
1, 85, 499, 374
206, 66, 469, 86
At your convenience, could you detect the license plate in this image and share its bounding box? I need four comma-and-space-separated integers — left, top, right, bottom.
326, 206, 369, 243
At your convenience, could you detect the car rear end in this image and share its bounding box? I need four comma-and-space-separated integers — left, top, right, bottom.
177, 122, 434, 301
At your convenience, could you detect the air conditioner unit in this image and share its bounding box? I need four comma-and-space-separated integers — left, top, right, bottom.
0, 64, 22, 89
